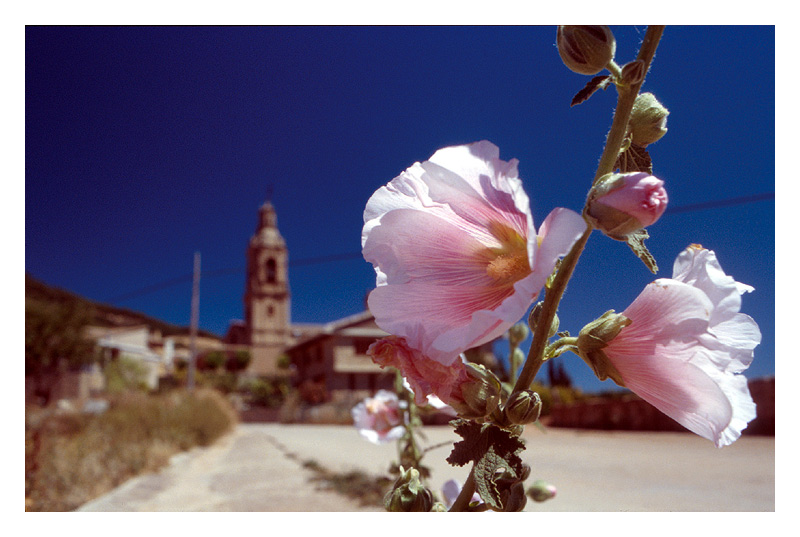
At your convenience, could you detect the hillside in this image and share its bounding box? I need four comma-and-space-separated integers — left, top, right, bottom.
25, 273, 220, 340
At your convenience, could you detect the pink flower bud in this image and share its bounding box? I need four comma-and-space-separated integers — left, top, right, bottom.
585, 172, 668, 239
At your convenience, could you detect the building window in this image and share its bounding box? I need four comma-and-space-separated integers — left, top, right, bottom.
354, 338, 374, 355
266, 258, 277, 283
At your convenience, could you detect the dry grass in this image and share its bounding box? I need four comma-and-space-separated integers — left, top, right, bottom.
25, 388, 237, 511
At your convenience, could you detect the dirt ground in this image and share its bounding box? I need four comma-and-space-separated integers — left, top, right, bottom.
76, 423, 774, 512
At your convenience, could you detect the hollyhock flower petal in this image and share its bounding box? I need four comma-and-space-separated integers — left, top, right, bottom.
369, 336, 470, 406
351, 389, 406, 445
602, 246, 760, 447
593, 172, 667, 227
363, 141, 585, 365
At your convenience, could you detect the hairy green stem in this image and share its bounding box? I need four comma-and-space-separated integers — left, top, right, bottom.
512, 25, 665, 397
450, 26, 666, 514
593, 26, 665, 185
449, 470, 476, 511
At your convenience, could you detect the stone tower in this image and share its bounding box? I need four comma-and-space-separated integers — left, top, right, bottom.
244, 201, 292, 375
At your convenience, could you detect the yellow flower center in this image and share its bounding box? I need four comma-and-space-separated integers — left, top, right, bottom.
485, 222, 531, 284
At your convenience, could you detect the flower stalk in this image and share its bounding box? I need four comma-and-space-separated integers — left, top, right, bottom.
512, 25, 666, 398
593, 26, 665, 185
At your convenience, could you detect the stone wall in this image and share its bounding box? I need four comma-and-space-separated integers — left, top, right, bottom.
546, 377, 774, 436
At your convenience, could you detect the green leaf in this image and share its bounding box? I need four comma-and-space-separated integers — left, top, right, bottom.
615, 142, 653, 174
474, 446, 516, 510
625, 229, 659, 274
446, 420, 526, 511
570, 75, 612, 107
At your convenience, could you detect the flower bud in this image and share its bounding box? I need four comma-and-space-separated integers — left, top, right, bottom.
507, 322, 529, 348
528, 302, 559, 339
575, 310, 630, 386
449, 362, 502, 420
384, 466, 434, 512
620, 59, 646, 86
585, 172, 668, 240
527, 479, 558, 502
503, 390, 542, 425
502, 481, 528, 512
556, 25, 616, 75
629, 92, 669, 146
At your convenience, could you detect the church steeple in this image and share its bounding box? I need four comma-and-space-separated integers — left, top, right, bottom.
244, 199, 291, 374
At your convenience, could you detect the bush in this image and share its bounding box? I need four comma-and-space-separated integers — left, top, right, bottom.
245, 377, 289, 408
25, 389, 237, 511
227, 350, 252, 372
104, 356, 150, 393
203, 351, 226, 372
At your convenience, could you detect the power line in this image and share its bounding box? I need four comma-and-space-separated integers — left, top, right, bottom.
105, 192, 773, 304
665, 192, 774, 214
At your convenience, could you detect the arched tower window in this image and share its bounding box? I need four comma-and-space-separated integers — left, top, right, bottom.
266, 258, 277, 283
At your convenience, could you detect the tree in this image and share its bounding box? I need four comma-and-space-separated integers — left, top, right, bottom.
25, 298, 96, 404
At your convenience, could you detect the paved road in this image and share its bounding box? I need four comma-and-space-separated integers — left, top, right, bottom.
77, 423, 774, 512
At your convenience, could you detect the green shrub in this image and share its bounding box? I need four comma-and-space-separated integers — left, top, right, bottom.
104, 356, 150, 393
227, 350, 252, 372
203, 351, 226, 372
25, 389, 237, 511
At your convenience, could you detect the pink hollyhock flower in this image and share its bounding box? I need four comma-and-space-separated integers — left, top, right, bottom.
592, 172, 667, 226
362, 141, 586, 366
351, 389, 406, 445
585, 172, 668, 239
369, 336, 469, 407
599, 245, 760, 447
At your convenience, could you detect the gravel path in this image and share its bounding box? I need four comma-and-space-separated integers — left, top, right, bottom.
77, 423, 774, 512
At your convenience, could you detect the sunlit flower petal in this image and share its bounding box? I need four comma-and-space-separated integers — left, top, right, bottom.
363, 141, 586, 365
603, 245, 760, 447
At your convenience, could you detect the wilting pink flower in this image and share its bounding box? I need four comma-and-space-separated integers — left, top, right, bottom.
369, 336, 469, 407
362, 141, 586, 366
351, 389, 406, 445
603, 245, 760, 447
591, 172, 667, 227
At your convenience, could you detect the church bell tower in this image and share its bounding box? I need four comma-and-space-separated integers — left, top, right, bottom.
244, 200, 291, 375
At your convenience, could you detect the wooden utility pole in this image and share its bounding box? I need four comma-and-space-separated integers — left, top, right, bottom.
187, 251, 200, 391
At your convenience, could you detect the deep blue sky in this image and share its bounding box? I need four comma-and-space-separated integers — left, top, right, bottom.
25, 26, 775, 392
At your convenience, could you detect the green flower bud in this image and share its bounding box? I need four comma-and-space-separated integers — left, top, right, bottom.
507, 322, 529, 347
527, 479, 557, 502
575, 310, 631, 386
502, 481, 528, 512
529, 302, 559, 339
620, 59, 646, 86
556, 25, 616, 75
449, 362, 502, 420
629, 92, 669, 146
384, 466, 434, 512
503, 390, 542, 425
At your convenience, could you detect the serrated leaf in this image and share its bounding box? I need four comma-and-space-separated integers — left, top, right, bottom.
446, 420, 525, 468
474, 446, 516, 511
625, 229, 659, 274
446, 420, 526, 511
615, 142, 653, 174
570, 75, 612, 107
